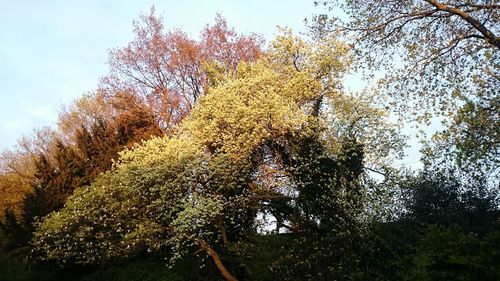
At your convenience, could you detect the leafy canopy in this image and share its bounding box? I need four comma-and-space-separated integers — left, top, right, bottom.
33, 30, 403, 280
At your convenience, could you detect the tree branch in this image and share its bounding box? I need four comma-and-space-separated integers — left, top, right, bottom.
195, 238, 238, 281
425, 0, 500, 49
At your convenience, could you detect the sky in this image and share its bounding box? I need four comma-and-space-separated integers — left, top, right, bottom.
0, 1, 423, 168
0, 0, 327, 152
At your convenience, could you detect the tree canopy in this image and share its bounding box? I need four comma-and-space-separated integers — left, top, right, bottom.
315, 0, 499, 176
32, 31, 404, 280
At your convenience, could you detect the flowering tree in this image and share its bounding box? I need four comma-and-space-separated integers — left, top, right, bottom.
33, 31, 403, 280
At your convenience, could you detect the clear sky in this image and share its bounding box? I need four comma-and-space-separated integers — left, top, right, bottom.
0, 0, 325, 151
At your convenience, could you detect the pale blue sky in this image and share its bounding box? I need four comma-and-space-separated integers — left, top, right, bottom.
0, 0, 325, 151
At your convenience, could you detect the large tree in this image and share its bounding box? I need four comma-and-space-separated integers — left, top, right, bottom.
314, 0, 499, 173
33, 31, 403, 280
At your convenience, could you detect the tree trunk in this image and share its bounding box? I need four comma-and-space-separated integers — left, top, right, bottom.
196, 238, 238, 281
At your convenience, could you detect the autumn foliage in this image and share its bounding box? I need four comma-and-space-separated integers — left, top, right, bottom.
101, 8, 263, 133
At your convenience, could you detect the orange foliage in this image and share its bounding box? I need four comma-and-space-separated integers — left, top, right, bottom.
100, 7, 263, 133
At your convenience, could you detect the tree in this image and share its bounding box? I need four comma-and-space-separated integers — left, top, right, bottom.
100, 8, 263, 133
33, 56, 315, 281
32, 33, 258, 278
0, 174, 32, 220
428, 94, 499, 178
33, 30, 404, 280
314, 1, 499, 108
0, 107, 161, 244
406, 225, 500, 281
314, 0, 499, 173
369, 167, 500, 281
0, 127, 58, 220
57, 91, 117, 145
200, 14, 263, 71
401, 169, 498, 231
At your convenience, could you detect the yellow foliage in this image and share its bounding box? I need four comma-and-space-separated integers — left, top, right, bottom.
183, 61, 314, 161
0, 173, 33, 219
